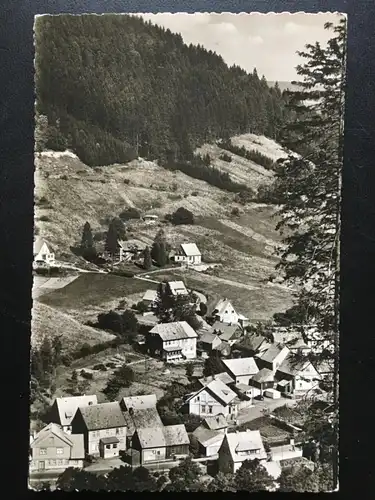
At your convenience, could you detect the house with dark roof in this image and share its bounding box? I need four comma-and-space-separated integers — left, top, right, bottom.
218, 430, 267, 474
198, 331, 222, 353
71, 402, 127, 458
212, 321, 242, 346
49, 395, 98, 433
248, 368, 275, 398
148, 321, 198, 361
131, 424, 189, 466
172, 243, 202, 266
275, 354, 322, 398
198, 371, 235, 387
235, 334, 271, 357
29, 423, 84, 473
191, 413, 229, 457
184, 379, 239, 421
121, 406, 164, 448
118, 239, 147, 262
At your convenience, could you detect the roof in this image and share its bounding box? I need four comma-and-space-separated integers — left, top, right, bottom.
199, 372, 235, 386
209, 298, 235, 318
212, 322, 240, 341
122, 394, 157, 411
54, 395, 98, 427
118, 239, 147, 251
235, 383, 253, 392
163, 345, 183, 352
31, 423, 72, 449
124, 407, 163, 436
100, 436, 120, 445
277, 354, 317, 377
167, 280, 188, 296
200, 331, 221, 345
33, 238, 51, 255
78, 402, 127, 431
287, 337, 310, 351
222, 357, 259, 377
251, 367, 275, 383
214, 341, 231, 354
257, 343, 289, 364
180, 243, 201, 257
237, 334, 269, 353
136, 424, 189, 449
190, 379, 237, 406
70, 433, 85, 459
203, 413, 228, 431
143, 289, 158, 302
193, 426, 224, 447
223, 430, 267, 462
150, 321, 198, 341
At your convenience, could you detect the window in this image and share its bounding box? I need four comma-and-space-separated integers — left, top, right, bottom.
195, 396, 200, 402
106, 444, 111, 449
56, 448, 63, 455
208, 406, 213, 414
201, 405, 206, 413
299, 382, 303, 388
49, 460, 56, 466
113, 444, 118, 449
116, 428, 121, 434
39, 449, 46, 455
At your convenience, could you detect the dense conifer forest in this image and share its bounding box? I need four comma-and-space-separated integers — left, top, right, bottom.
34, 14, 288, 166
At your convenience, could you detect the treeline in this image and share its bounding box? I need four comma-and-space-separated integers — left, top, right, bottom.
163, 154, 254, 195
35, 14, 288, 166
218, 139, 277, 170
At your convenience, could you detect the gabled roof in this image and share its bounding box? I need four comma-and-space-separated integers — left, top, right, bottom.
192, 426, 224, 448
200, 331, 221, 345
118, 239, 147, 251
222, 357, 259, 377
167, 280, 188, 296
124, 407, 163, 436
210, 299, 236, 317
33, 238, 51, 255
100, 436, 120, 445
199, 372, 235, 387
180, 243, 201, 257
143, 289, 158, 302
251, 367, 275, 383
223, 430, 267, 463
277, 354, 320, 378
237, 334, 269, 353
150, 321, 198, 341
31, 423, 72, 449
214, 341, 231, 354
122, 394, 157, 411
189, 379, 237, 406
77, 402, 127, 431
257, 343, 290, 365
203, 413, 228, 431
136, 424, 189, 449
212, 322, 240, 341
54, 395, 98, 427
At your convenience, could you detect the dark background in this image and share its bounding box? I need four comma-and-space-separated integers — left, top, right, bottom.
1, 0, 374, 495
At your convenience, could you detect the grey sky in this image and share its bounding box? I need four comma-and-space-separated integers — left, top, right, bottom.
139, 12, 345, 82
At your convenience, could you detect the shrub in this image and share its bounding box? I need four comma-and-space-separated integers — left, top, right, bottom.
80, 370, 94, 380
219, 152, 232, 162
119, 207, 141, 221
170, 207, 195, 225
191, 191, 199, 196
123, 179, 130, 184
106, 362, 117, 369
61, 174, 68, 180
39, 215, 50, 222
171, 182, 178, 192
110, 270, 135, 278
231, 207, 240, 217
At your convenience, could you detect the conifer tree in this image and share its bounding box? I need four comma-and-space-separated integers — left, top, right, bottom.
272, 19, 346, 489
143, 246, 152, 270
81, 221, 94, 249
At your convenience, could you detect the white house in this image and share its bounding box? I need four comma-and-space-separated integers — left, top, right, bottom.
192, 414, 229, 457
207, 298, 247, 325
142, 289, 158, 309
218, 430, 268, 474
143, 214, 159, 224
148, 321, 198, 361
118, 239, 147, 262
173, 243, 202, 266
33, 238, 55, 265
166, 280, 189, 297
275, 355, 322, 398
255, 344, 290, 373
48, 395, 98, 434
184, 378, 239, 420
222, 357, 259, 385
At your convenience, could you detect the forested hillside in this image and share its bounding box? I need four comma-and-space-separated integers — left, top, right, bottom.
34, 14, 288, 166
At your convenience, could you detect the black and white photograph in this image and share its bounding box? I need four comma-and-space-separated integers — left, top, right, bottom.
30, 11, 346, 492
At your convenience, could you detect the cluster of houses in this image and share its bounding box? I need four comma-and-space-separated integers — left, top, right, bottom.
29, 392, 303, 480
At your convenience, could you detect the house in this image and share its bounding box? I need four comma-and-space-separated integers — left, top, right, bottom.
121, 394, 157, 411
184, 378, 239, 420
33, 238, 55, 266
191, 413, 229, 457
166, 280, 189, 297
269, 441, 303, 462
143, 214, 159, 224
235, 334, 271, 357
118, 239, 147, 262
218, 430, 267, 474
48, 395, 98, 434
71, 402, 127, 458
214, 340, 232, 357
142, 289, 158, 309
275, 355, 322, 398
173, 243, 202, 266
198, 331, 222, 353
212, 322, 242, 346
207, 298, 245, 325
248, 368, 275, 398
256, 344, 290, 372
148, 321, 197, 361
29, 423, 84, 473
222, 357, 259, 385
131, 424, 189, 466
120, 404, 164, 448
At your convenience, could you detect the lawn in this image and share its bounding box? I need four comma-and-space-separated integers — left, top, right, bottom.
236, 416, 291, 441
39, 273, 156, 310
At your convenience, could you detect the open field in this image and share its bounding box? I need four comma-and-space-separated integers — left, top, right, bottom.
235, 416, 291, 441
32, 302, 115, 354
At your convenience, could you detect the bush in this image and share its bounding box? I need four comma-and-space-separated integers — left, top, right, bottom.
93, 231, 106, 241
219, 152, 232, 162
80, 370, 94, 380
106, 362, 117, 369
123, 179, 130, 185
110, 270, 135, 278
119, 207, 141, 221
93, 363, 107, 371
231, 207, 240, 217
39, 215, 50, 222
191, 191, 199, 196
61, 174, 68, 180
133, 301, 149, 314
170, 207, 195, 225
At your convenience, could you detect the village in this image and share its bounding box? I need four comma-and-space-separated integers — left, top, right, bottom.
30, 220, 330, 490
